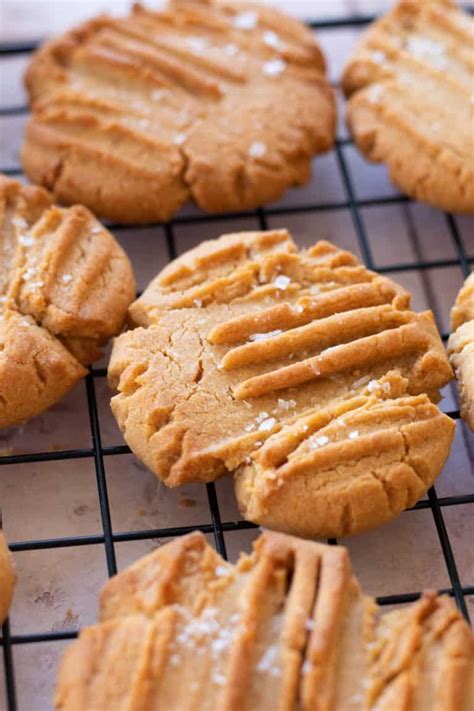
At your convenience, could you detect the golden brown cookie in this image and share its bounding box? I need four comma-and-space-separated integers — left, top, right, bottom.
0, 523, 16, 624
108, 229, 454, 538
55, 530, 474, 711
342, 0, 474, 213
22, 1, 335, 224
0, 175, 136, 428
448, 273, 474, 430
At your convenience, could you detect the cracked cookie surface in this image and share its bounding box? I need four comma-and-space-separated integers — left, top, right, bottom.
55, 530, 474, 711
108, 229, 454, 538
448, 272, 474, 430
0, 175, 136, 428
22, 0, 335, 224
342, 0, 474, 213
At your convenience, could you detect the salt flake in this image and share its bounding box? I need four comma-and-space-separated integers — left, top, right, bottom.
213, 671, 227, 686
371, 50, 386, 64
215, 565, 230, 577
277, 398, 296, 411
310, 435, 329, 449
248, 141, 266, 158
263, 30, 282, 49
256, 645, 280, 676
233, 11, 258, 30
186, 36, 207, 53
273, 275, 291, 290
405, 36, 447, 68
249, 329, 283, 342
19, 235, 34, 247
262, 59, 286, 77
258, 417, 276, 432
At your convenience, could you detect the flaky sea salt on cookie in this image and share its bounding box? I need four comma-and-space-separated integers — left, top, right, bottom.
55, 530, 474, 710
448, 273, 474, 430
108, 228, 454, 539
342, 0, 474, 213
0, 175, 136, 428
22, 0, 335, 224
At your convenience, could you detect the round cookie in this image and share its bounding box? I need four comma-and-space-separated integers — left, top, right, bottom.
0, 175, 136, 428
342, 0, 474, 213
22, 1, 335, 223
108, 229, 455, 539
448, 273, 474, 430
55, 530, 474, 711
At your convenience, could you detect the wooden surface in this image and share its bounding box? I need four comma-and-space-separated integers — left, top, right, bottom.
0, 2, 473, 709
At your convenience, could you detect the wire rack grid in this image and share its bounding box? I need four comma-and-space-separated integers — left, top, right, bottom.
0, 10, 473, 711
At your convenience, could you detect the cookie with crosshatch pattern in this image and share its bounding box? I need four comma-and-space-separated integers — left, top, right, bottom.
55, 530, 474, 710
448, 272, 474, 430
22, 0, 335, 224
342, 0, 474, 213
108, 229, 455, 538
0, 175, 135, 428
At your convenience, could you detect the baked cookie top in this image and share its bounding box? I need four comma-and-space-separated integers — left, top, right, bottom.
448, 273, 474, 430
55, 530, 474, 711
0, 522, 16, 624
342, 0, 474, 213
22, 0, 335, 224
108, 229, 454, 538
0, 175, 136, 428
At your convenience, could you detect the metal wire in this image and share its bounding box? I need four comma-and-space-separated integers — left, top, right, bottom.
1, 12, 473, 711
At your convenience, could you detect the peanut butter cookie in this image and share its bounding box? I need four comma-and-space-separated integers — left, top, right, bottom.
0, 175, 136, 428
55, 530, 474, 711
22, 0, 335, 224
108, 229, 454, 538
448, 272, 474, 430
342, 0, 474, 213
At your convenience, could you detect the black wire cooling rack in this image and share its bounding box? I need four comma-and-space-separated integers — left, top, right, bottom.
1, 11, 473, 711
